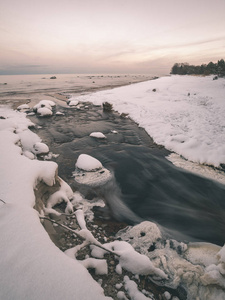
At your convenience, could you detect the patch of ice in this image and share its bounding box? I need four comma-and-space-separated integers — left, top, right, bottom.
167, 153, 225, 185
74, 167, 112, 187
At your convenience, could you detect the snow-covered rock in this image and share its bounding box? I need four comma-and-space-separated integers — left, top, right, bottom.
33, 99, 55, 111
117, 222, 225, 300
56, 111, 65, 116
74, 154, 112, 187
75, 154, 103, 171
90, 132, 106, 139
68, 100, 79, 106
37, 107, 53, 116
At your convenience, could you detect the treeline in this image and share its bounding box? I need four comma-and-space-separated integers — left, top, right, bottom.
171, 59, 225, 77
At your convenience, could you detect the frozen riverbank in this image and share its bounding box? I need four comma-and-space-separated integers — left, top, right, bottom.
1, 75, 225, 299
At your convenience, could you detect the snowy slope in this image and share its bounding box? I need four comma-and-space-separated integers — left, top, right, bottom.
71, 75, 225, 167
0, 107, 111, 300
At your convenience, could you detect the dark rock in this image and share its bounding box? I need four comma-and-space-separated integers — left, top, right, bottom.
103, 102, 113, 112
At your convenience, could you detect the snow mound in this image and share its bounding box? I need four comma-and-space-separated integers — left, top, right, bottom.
74, 154, 112, 187
33, 99, 55, 111
37, 107, 53, 116
33, 142, 49, 155
33, 100, 55, 116
91, 240, 167, 279
76, 154, 103, 171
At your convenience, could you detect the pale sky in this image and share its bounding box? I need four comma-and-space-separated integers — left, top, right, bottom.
0, 0, 225, 75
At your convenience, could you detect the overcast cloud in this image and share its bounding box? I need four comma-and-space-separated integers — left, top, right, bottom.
0, 0, 225, 75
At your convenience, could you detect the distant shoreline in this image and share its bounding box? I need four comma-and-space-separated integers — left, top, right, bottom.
0, 74, 155, 109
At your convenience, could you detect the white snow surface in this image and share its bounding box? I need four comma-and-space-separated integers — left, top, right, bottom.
0, 205, 110, 300
0, 106, 111, 300
33, 99, 55, 110
75, 153, 103, 171
71, 75, 225, 167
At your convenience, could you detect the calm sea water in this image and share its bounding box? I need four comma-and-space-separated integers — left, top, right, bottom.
0, 74, 153, 96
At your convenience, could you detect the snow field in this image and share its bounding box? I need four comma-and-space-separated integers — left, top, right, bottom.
71, 75, 225, 168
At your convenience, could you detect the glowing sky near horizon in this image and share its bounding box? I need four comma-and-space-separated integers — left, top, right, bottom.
0, 0, 225, 75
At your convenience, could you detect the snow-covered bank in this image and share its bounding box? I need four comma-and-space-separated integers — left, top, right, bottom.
0, 107, 111, 300
70, 75, 225, 168
1, 98, 225, 299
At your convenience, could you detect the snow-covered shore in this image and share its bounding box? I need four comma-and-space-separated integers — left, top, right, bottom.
71, 75, 225, 169
1, 75, 225, 300
0, 107, 111, 300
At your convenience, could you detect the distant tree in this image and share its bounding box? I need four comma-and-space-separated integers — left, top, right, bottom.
217, 59, 225, 77
170, 59, 225, 77
171, 63, 180, 74
206, 62, 216, 74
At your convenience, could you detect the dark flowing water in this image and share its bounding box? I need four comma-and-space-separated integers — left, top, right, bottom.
29, 103, 225, 246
